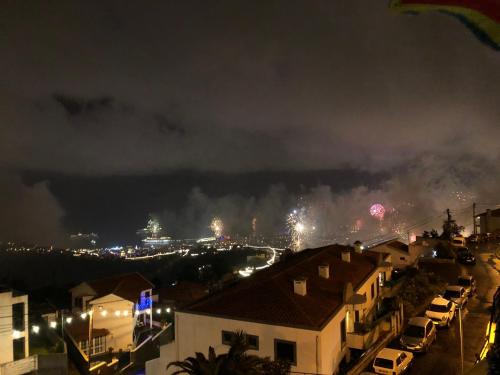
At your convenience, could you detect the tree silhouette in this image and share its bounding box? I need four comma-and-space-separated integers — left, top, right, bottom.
167, 331, 290, 375
441, 209, 464, 240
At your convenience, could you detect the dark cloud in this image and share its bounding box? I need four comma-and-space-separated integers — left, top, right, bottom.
1, 1, 498, 175
0, 172, 67, 245
1, 1, 499, 244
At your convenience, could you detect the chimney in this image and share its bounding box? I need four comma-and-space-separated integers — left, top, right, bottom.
341, 251, 351, 263
294, 278, 307, 296
318, 264, 330, 279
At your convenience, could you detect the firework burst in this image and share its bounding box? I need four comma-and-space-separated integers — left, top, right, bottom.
287, 208, 315, 251
210, 217, 224, 238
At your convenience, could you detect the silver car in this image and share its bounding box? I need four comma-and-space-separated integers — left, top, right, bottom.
400, 317, 437, 352
457, 276, 476, 297
443, 285, 468, 308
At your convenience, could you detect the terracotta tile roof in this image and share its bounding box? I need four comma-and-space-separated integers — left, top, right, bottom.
182, 245, 386, 330
156, 281, 208, 308
386, 240, 409, 254
65, 320, 109, 342
86, 272, 153, 303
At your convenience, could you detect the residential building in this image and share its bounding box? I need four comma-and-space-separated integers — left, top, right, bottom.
478, 208, 500, 235
146, 245, 402, 375
153, 281, 208, 311
369, 239, 415, 269
0, 287, 29, 366
67, 272, 154, 355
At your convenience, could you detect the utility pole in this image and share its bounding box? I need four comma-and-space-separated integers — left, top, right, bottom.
472, 203, 477, 235
459, 306, 464, 375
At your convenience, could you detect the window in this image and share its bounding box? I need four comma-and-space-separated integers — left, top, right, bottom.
221, 331, 259, 350
246, 334, 259, 350
221, 331, 233, 345
12, 303, 24, 331
374, 358, 393, 369
80, 336, 106, 356
371, 283, 375, 299
275, 339, 296, 365
355, 310, 360, 323
400, 257, 406, 261
340, 318, 346, 345
13, 338, 25, 360
93, 336, 105, 354
75, 297, 83, 309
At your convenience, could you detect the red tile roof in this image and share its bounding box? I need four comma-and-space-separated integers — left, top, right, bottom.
156, 281, 208, 308
386, 240, 409, 254
86, 272, 153, 303
182, 245, 387, 330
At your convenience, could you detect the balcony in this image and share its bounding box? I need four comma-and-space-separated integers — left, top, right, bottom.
346, 298, 400, 350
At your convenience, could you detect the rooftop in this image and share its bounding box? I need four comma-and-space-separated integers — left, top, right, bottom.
76, 272, 154, 303
183, 244, 388, 330
373, 239, 409, 254
478, 208, 500, 217
156, 281, 208, 308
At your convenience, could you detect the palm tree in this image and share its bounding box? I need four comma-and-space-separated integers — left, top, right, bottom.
167, 331, 289, 375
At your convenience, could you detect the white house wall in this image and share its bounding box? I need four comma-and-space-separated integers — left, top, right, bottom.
173, 312, 324, 374
0, 292, 29, 365
89, 294, 135, 352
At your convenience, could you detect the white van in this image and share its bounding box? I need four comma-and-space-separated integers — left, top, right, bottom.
451, 236, 466, 247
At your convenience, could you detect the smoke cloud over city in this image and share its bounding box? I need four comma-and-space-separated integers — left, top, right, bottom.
1, 1, 499, 245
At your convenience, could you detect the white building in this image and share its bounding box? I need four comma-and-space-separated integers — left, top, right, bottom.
478, 208, 500, 235
67, 273, 153, 356
0, 287, 29, 366
147, 245, 400, 375
369, 239, 414, 269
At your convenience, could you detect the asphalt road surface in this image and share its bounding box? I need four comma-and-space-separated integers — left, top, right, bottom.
367, 241, 500, 375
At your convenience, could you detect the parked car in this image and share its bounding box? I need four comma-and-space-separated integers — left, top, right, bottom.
400, 317, 437, 352
468, 234, 478, 244
373, 347, 413, 374
451, 236, 466, 247
457, 249, 476, 265
443, 285, 468, 308
457, 275, 476, 297
425, 296, 456, 327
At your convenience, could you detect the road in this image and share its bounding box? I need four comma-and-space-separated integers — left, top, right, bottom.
368, 241, 500, 375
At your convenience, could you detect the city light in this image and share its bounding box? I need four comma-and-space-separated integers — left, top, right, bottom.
50, 321, 57, 329
32, 325, 40, 334
156, 308, 162, 314
123, 310, 129, 317
166, 307, 171, 313
80, 312, 87, 319
12, 330, 21, 339
115, 310, 121, 317
66, 317, 73, 324
100, 310, 108, 317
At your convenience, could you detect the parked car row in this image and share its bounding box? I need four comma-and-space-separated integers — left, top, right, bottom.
370, 275, 476, 374
455, 246, 476, 265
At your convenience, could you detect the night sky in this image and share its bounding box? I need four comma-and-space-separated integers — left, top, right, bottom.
1, 1, 499, 246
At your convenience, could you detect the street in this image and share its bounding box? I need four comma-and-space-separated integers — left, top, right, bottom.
368, 242, 500, 375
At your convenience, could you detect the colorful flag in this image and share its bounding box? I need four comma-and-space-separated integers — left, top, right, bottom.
390, 0, 500, 50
